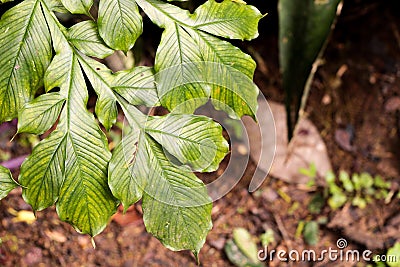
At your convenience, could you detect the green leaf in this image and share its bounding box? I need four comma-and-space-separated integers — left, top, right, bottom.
0, 166, 18, 200
78, 54, 117, 130
19, 130, 67, 211
108, 128, 147, 211
279, 0, 341, 135
303, 221, 319, 245
153, 25, 208, 113
141, 135, 212, 256
0, 0, 52, 123
136, 0, 261, 118
61, 0, 92, 15
328, 192, 347, 210
339, 171, 354, 192
18, 92, 65, 135
145, 114, 229, 172
224, 239, 263, 267
112, 67, 159, 107
43, 0, 69, 13
68, 20, 114, 59
190, 0, 263, 40
109, 101, 214, 255
232, 228, 260, 264
387, 242, 400, 267
19, 5, 117, 236
98, 0, 143, 52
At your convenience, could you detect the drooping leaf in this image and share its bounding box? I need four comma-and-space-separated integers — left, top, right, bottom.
108, 127, 147, 211
60, 0, 92, 15
145, 113, 229, 172
279, 0, 341, 136
19, 4, 117, 236
18, 92, 65, 135
141, 135, 212, 256
78, 54, 118, 130
0, 0, 52, 123
136, 0, 261, 118
0, 166, 18, 200
68, 20, 114, 59
19, 130, 67, 211
98, 0, 143, 52
109, 101, 220, 255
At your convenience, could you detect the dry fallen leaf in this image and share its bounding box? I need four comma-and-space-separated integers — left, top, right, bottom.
8, 208, 36, 224
44, 230, 67, 243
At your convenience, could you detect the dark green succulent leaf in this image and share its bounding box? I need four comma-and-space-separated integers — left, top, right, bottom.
112, 67, 159, 107
279, 0, 341, 135
98, 0, 143, 52
145, 114, 229, 172
18, 93, 65, 135
0, 166, 18, 200
68, 20, 114, 59
60, 0, 92, 15
0, 0, 52, 123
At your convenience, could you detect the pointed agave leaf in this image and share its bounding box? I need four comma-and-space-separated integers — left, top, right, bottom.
145, 114, 229, 172
279, 0, 341, 135
0, 0, 52, 123
18, 93, 65, 135
142, 135, 212, 256
61, 0, 92, 15
98, 0, 143, 52
68, 20, 114, 59
78, 55, 117, 130
112, 67, 159, 107
0, 166, 18, 200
